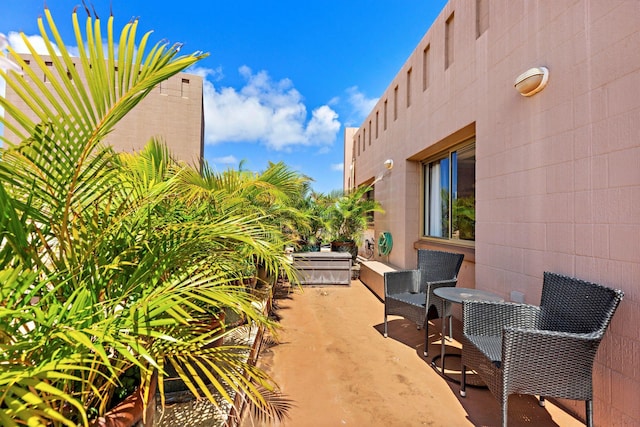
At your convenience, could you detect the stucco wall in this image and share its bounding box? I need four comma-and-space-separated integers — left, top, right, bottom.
348, 1, 640, 424
3, 54, 204, 167
106, 72, 204, 167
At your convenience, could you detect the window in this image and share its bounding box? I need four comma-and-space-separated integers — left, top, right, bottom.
362, 128, 366, 152
445, 13, 454, 69
383, 100, 388, 130
423, 141, 475, 241
44, 61, 53, 82
368, 120, 372, 145
422, 44, 430, 91
181, 78, 190, 97
406, 68, 412, 107
375, 111, 379, 138
365, 186, 375, 225
476, 0, 489, 38
393, 85, 398, 120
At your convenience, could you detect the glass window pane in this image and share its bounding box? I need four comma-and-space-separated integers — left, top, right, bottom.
452, 145, 475, 241
426, 157, 449, 238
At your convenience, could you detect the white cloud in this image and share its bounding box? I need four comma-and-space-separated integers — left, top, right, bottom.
3, 33, 344, 153
187, 65, 224, 82
201, 66, 340, 151
316, 146, 331, 155
339, 86, 379, 127
346, 86, 378, 117
7, 31, 119, 59
211, 155, 238, 165
7, 32, 64, 55
331, 163, 344, 172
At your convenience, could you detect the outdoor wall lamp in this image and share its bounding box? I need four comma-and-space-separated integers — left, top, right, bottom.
514, 66, 549, 97
383, 159, 394, 170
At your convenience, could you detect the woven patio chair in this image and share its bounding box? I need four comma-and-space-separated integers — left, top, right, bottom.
383, 249, 464, 356
460, 272, 624, 427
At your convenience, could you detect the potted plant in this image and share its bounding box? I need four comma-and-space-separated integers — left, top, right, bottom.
326, 185, 384, 260
288, 186, 332, 252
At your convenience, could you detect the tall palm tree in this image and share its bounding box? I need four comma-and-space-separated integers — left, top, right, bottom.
0, 8, 288, 426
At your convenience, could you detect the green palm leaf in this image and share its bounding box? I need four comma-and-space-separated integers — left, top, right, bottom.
0, 6, 302, 425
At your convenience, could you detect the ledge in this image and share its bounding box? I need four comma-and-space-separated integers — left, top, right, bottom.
359, 260, 398, 301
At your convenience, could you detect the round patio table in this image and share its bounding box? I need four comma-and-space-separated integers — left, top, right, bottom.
431, 287, 504, 385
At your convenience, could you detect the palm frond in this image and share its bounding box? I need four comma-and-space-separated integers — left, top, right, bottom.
245, 384, 294, 424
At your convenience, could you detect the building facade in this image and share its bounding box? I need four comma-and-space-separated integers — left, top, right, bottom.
3, 54, 204, 166
347, 1, 639, 425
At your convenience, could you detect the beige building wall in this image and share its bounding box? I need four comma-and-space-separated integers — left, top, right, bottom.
347, 1, 640, 425
343, 127, 357, 190
2, 54, 204, 167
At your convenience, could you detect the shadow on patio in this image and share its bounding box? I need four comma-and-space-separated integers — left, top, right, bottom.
241, 280, 583, 427
240, 280, 585, 427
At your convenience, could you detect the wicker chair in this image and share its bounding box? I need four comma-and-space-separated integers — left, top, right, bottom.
383, 249, 464, 356
460, 272, 624, 427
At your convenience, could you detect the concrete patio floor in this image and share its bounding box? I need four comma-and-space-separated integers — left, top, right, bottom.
241, 279, 586, 427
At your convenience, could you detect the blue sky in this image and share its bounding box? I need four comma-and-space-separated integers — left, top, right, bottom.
1, 1, 446, 193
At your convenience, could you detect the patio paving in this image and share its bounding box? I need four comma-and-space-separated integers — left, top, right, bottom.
240, 279, 585, 427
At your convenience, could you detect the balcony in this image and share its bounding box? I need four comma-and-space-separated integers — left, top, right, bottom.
240, 280, 585, 426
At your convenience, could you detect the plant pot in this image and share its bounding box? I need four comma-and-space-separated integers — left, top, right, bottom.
90, 371, 157, 427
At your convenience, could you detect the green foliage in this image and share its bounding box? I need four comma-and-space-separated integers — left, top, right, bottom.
0, 8, 297, 426
452, 195, 475, 241
291, 185, 384, 252
325, 185, 384, 245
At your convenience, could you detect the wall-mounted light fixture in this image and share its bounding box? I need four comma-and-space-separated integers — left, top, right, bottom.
514, 66, 549, 97
373, 159, 395, 184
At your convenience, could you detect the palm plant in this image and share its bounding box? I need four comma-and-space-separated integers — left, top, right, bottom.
293, 187, 334, 250
326, 185, 384, 245
176, 160, 312, 283
0, 8, 289, 426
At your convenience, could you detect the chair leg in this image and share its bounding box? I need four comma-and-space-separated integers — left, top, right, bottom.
423, 318, 429, 356
383, 313, 388, 338
448, 315, 453, 340
586, 400, 593, 427
502, 397, 508, 427
460, 364, 466, 397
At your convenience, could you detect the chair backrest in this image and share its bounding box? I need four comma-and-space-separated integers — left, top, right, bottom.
539, 272, 624, 335
416, 249, 464, 283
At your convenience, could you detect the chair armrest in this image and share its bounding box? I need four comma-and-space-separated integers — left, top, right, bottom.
463, 301, 541, 336
424, 278, 458, 294
384, 270, 421, 296
501, 328, 602, 394
503, 327, 602, 358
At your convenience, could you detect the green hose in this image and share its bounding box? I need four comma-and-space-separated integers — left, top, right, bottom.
377, 232, 393, 256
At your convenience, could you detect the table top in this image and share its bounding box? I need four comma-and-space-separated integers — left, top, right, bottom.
434, 287, 504, 304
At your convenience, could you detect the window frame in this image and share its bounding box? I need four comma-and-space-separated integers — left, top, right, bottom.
365, 185, 376, 226
421, 139, 476, 246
